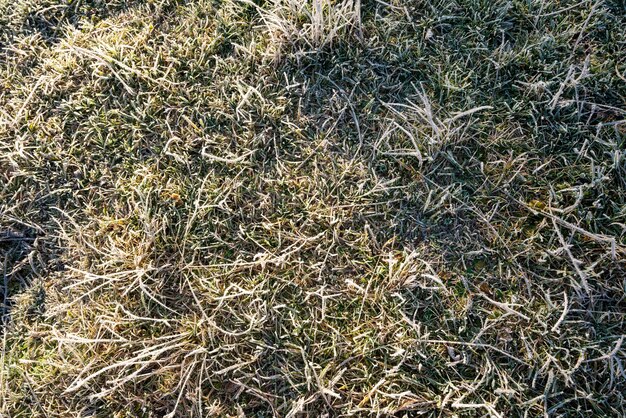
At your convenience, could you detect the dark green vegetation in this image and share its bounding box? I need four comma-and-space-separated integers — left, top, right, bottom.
1, 0, 625, 416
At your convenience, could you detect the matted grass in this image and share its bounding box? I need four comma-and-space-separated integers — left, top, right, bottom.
1, 0, 625, 416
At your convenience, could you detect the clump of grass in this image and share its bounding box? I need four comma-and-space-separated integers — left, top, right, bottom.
242, 0, 362, 59
1, 0, 625, 416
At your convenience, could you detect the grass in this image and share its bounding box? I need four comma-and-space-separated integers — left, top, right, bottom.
0, 0, 625, 416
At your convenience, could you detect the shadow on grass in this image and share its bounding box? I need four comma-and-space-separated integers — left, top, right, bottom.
0, 227, 40, 325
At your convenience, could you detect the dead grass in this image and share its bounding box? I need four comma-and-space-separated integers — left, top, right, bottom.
1, 0, 625, 416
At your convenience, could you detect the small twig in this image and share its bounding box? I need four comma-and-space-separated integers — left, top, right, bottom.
476, 290, 531, 321
584, 336, 625, 363
551, 291, 569, 333
552, 218, 591, 295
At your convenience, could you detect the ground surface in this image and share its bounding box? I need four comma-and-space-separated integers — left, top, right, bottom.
1, 0, 625, 416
